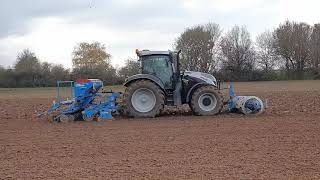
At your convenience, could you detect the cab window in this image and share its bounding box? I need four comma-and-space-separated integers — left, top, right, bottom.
142, 55, 173, 89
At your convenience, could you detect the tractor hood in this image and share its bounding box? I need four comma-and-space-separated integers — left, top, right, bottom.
183, 71, 217, 86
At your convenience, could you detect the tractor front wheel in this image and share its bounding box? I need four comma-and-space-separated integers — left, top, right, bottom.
190, 86, 223, 116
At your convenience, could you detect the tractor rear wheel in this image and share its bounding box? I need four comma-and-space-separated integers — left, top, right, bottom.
190, 86, 223, 116
124, 80, 165, 118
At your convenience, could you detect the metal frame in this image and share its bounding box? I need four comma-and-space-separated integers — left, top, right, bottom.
38, 80, 120, 121
57, 81, 74, 103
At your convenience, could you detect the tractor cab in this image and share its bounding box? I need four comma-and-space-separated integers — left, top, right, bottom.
136, 50, 181, 90
136, 50, 183, 106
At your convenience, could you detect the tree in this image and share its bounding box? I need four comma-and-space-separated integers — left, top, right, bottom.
72, 42, 111, 69
0, 67, 16, 87
274, 21, 312, 79
0, 65, 5, 73
0, 66, 8, 87
39, 62, 52, 86
118, 58, 140, 83
15, 49, 41, 87
256, 31, 279, 71
219, 25, 256, 81
50, 64, 70, 84
175, 23, 222, 73
72, 42, 115, 84
310, 24, 320, 78
15, 49, 40, 73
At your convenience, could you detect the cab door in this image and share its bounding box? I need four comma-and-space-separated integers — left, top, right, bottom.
142, 55, 173, 89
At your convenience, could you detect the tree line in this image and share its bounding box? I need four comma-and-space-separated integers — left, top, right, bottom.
0, 20, 319, 87
0, 42, 141, 87
176, 21, 320, 81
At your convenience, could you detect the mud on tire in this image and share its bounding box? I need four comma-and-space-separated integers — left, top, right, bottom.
190, 86, 223, 116
123, 80, 165, 118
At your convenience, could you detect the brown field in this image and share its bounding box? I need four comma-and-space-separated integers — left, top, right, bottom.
1, 80, 320, 179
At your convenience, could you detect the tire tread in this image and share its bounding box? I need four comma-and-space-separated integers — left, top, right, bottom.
123, 80, 165, 118
190, 86, 223, 116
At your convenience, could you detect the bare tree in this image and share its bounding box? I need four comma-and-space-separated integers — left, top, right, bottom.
256, 31, 279, 71
310, 24, 320, 76
175, 23, 222, 73
219, 25, 256, 81
274, 21, 312, 79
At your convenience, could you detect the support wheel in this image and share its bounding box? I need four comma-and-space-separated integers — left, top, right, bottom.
123, 80, 165, 118
59, 114, 74, 123
190, 86, 223, 116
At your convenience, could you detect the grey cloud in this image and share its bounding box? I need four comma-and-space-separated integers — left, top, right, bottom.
1, 0, 309, 68
0, 0, 192, 67
0, 0, 263, 38
64, 0, 190, 32
0, 0, 90, 37
0, 0, 185, 37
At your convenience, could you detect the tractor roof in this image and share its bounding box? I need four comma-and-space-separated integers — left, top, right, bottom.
136, 49, 170, 57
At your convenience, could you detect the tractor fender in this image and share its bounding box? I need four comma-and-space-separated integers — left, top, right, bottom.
123, 74, 165, 91
186, 82, 214, 103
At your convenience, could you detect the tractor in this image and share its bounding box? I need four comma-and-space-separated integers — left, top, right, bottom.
123, 49, 224, 118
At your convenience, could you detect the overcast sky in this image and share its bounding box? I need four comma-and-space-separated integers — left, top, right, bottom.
0, 0, 319, 68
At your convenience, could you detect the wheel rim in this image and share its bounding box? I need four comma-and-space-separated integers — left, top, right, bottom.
244, 98, 262, 114
131, 88, 156, 113
198, 93, 217, 112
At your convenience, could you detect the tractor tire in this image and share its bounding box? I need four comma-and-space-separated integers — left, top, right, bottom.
190, 86, 223, 116
123, 80, 165, 118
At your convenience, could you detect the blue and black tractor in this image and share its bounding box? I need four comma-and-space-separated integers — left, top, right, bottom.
123, 49, 224, 118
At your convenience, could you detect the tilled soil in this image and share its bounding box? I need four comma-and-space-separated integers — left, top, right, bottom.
1, 87, 320, 179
